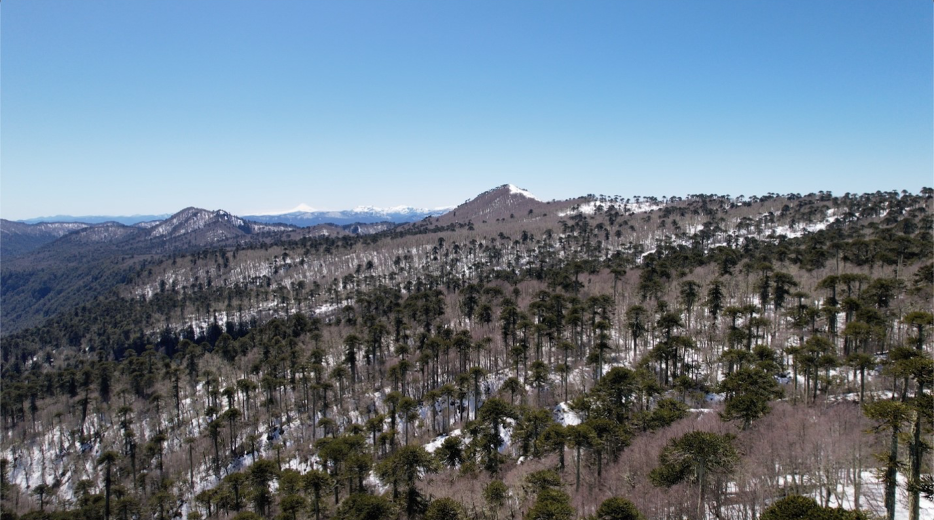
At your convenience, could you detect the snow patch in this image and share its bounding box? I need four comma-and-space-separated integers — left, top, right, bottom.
553, 402, 581, 426
506, 184, 540, 201
424, 429, 462, 454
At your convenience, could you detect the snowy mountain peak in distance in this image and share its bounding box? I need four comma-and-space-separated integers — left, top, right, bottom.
350, 205, 452, 216
242, 204, 449, 227
292, 203, 315, 213
268, 203, 317, 215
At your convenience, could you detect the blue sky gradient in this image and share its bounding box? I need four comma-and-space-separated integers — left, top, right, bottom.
2, 1, 931, 220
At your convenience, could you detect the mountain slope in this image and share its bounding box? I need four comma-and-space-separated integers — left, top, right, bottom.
0, 208, 306, 334
0, 189, 930, 520
429, 184, 573, 226
0, 220, 91, 258
42, 208, 298, 255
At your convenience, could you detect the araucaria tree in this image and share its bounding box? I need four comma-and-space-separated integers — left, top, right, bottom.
650, 431, 738, 520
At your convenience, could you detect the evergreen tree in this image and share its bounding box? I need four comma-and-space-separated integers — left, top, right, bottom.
526, 488, 574, 520
650, 431, 738, 520
595, 497, 645, 520
425, 497, 466, 520
718, 367, 782, 430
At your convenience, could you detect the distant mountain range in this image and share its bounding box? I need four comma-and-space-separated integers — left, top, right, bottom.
0, 208, 306, 261
0, 187, 559, 260
242, 205, 451, 227
18, 214, 173, 226
0, 185, 539, 333
0, 221, 94, 258
1, 204, 455, 260
14, 204, 451, 228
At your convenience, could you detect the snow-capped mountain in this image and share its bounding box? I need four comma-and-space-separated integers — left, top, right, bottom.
243, 205, 451, 227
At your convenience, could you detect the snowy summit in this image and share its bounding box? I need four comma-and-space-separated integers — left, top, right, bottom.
506, 184, 540, 201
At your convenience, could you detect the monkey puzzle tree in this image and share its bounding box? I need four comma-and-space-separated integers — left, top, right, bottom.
435, 436, 464, 469
469, 366, 487, 420
333, 493, 397, 520
529, 360, 550, 406
626, 305, 648, 353
650, 431, 738, 520
718, 367, 782, 430
540, 423, 567, 470
875, 346, 933, 520
596, 497, 645, 520
903, 311, 933, 351
526, 488, 574, 520
760, 495, 870, 520
483, 480, 509, 520
846, 352, 875, 403
564, 423, 596, 492
303, 469, 333, 520
247, 459, 279, 517
97, 450, 120, 520
501, 376, 523, 406
473, 398, 516, 475
398, 396, 418, 445
343, 333, 362, 393
425, 497, 467, 520
592, 366, 638, 423
375, 444, 438, 518
316, 435, 362, 504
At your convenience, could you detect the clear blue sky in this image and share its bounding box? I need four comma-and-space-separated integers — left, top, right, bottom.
2, 1, 931, 220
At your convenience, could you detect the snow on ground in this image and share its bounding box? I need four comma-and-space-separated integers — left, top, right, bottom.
553, 402, 581, 426
365, 470, 389, 494
705, 393, 725, 403
623, 200, 666, 213
499, 420, 515, 454
507, 184, 540, 201
765, 214, 839, 239
559, 199, 667, 217
822, 470, 934, 520
423, 420, 514, 456
558, 202, 599, 217
423, 429, 463, 454
747, 469, 934, 520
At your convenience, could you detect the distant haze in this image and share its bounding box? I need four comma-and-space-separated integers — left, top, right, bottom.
19, 214, 173, 226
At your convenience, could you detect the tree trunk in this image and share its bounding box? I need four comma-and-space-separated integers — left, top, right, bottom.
188, 443, 194, 489
908, 410, 922, 520
792, 361, 798, 405
859, 369, 866, 404
885, 430, 898, 520
104, 466, 112, 520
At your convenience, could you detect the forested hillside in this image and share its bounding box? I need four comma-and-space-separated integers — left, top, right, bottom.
1, 187, 931, 520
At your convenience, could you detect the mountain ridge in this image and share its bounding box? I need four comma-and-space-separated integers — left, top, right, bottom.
242, 205, 450, 227
12, 205, 453, 228
17, 213, 172, 226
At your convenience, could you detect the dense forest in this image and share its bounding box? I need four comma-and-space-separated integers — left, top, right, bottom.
1, 187, 931, 520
